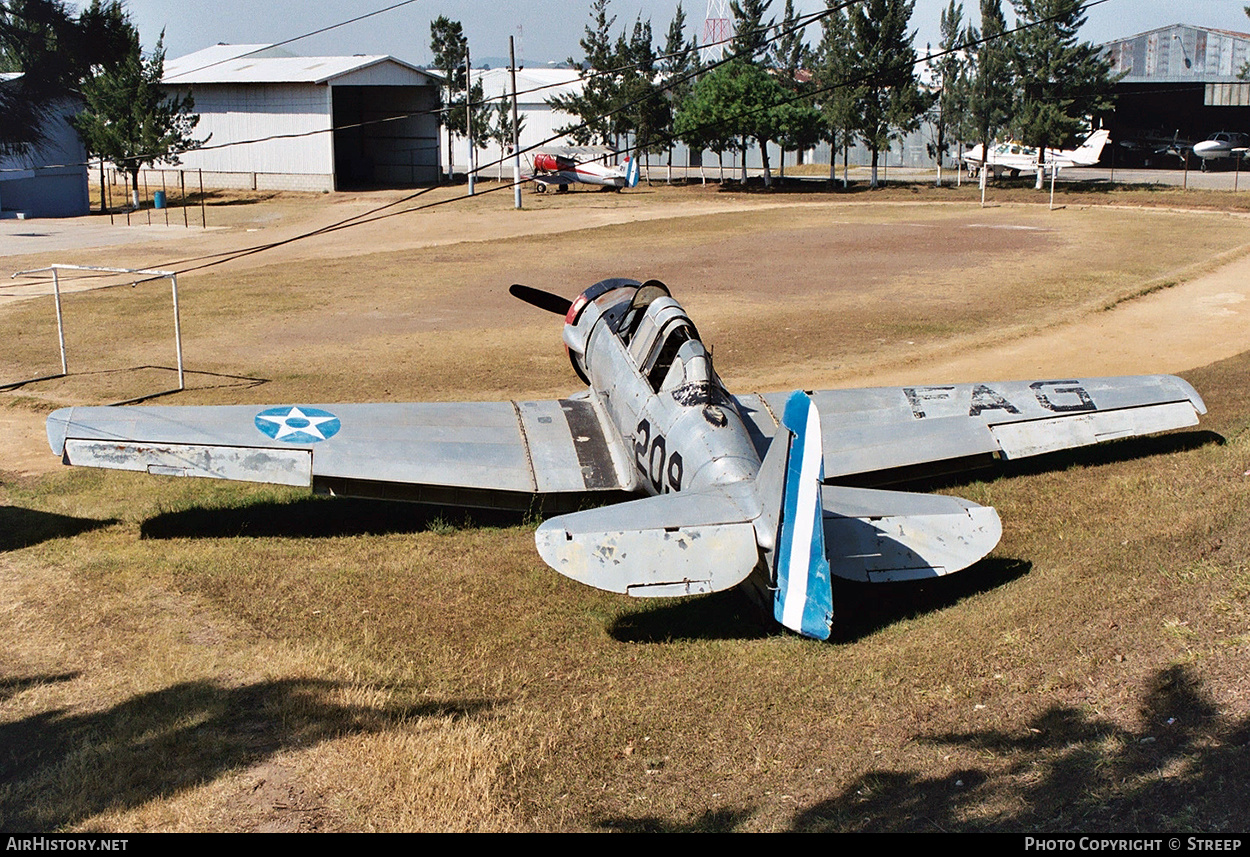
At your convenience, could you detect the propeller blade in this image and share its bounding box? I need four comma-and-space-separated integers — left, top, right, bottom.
510, 284, 572, 316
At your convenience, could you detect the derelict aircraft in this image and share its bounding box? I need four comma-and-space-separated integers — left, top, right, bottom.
45, 278, 1205, 640
961, 129, 1111, 178
527, 147, 640, 191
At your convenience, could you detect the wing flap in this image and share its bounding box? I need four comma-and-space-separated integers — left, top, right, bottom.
989, 400, 1199, 459
65, 439, 312, 486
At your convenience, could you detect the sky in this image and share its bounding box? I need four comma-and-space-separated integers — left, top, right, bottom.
70, 0, 1250, 68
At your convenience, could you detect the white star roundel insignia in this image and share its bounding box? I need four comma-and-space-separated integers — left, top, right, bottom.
254, 406, 341, 443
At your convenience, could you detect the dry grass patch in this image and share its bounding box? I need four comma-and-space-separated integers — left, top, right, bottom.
3, 202, 1246, 406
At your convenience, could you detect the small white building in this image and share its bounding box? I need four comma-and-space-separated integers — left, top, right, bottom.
0, 73, 90, 218
162, 44, 443, 190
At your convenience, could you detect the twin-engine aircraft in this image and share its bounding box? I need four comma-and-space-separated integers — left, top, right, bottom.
527, 147, 640, 191
46, 279, 1205, 640
1192, 131, 1250, 165
962, 129, 1111, 178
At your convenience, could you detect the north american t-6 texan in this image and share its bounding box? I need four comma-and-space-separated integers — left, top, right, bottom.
46, 278, 1206, 640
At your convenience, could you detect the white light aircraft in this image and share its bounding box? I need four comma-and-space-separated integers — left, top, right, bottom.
1192, 131, 1250, 165
962, 129, 1111, 178
45, 278, 1205, 640
527, 147, 640, 192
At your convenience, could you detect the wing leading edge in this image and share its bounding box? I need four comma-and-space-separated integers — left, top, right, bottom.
735, 375, 1204, 484
46, 397, 631, 512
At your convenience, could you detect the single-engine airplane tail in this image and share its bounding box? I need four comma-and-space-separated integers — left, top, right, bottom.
534, 383, 1001, 641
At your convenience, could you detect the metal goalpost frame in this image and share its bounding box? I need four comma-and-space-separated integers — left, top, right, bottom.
6, 264, 185, 396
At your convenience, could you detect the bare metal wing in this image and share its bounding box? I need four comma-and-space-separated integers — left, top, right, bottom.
46, 397, 630, 511
735, 375, 1205, 483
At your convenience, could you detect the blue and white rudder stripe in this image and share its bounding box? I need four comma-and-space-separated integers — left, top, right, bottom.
626, 156, 640, 188
773, 391, 834, 640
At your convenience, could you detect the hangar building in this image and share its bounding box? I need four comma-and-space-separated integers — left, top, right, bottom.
162, 44, 443, 190
1101, 24, 1250, 166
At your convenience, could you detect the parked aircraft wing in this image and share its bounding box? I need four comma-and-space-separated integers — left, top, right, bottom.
735, 374, 1205, 483
46, 398, 629, 510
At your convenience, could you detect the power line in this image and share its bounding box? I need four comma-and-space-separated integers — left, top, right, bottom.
13, 0, 1123, 283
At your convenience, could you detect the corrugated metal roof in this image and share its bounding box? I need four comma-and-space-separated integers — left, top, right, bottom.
474, 68, 583, 103
1101, 24, 1250, 84
163, 44, 436, 86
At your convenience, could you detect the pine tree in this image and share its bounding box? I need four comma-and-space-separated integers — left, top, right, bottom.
770, 0, 814, 181
0, 0, 134, 154
429, 17, 488, 181
926, 0, 970, 186
813, 1, 859, 187
548, 0, 621, 147
846, 0, 929, 188
490, 93, 525, 179
617, 16, 669, 168
73, 31, 205, 207
1009, 0, 1114, 187
728, 0, 774, 59
659, 3, 698, 181
965, 0, 1011, 187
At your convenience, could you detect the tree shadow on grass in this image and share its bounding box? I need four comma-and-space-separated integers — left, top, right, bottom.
0, 507, 116, 552
595, 806, 758, 832
0, 672, 80, 705
791, 664, 1250, 832
0, 676, 497, 830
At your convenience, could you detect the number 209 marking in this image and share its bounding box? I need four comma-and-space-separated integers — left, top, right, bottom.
634, 419, 683, 493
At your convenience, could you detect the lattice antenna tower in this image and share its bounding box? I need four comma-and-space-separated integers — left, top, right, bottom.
701, 0, 732, 64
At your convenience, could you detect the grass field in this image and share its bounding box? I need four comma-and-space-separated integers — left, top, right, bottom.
1, 184, 1248, 831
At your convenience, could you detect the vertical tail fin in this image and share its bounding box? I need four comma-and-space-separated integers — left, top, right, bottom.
626, 155, 640, 188
755, 391, 834, 640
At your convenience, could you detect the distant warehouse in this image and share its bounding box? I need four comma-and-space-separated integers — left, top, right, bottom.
162, 44, 443, 190
1100, 24, 1250, 166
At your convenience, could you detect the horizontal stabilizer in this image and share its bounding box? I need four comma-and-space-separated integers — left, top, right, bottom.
534, 483, 761, 597
821, 486, 1001, 583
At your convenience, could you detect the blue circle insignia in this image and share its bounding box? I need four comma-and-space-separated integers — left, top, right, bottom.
254, 406, 341, 443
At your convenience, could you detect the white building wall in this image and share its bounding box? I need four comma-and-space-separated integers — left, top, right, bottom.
450, 68, 583, 179
0, 100, 89, 217
168, 82, 336, 190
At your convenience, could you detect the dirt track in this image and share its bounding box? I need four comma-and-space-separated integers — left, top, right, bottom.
3, 190, 1249, 477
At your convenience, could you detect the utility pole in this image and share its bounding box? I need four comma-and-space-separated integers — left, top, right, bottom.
466, 49, 475, 196
510, 35, 522, 210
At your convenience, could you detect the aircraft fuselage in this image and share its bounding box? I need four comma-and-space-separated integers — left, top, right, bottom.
563, 279, 762, 497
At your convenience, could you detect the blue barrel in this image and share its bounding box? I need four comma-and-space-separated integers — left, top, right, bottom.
153, 190, 167, 209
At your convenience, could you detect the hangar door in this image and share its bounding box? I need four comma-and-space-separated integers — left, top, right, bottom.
332, 85, 439, 188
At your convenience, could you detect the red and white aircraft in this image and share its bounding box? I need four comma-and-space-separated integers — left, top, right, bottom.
527, 147, 640, 192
